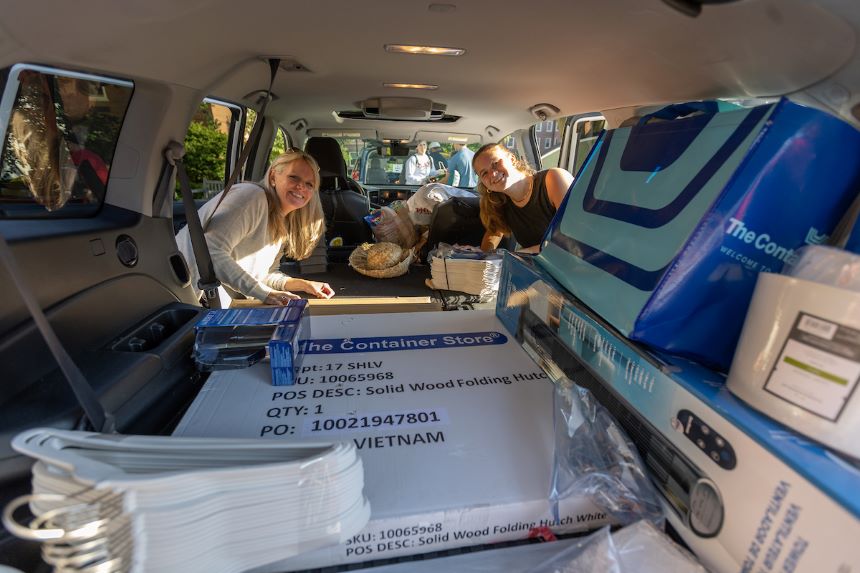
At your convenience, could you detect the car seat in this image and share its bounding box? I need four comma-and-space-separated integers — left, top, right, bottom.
365, 157, 388, 185
304, 137, 373, 259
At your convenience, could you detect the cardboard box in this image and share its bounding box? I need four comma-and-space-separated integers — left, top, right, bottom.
228, 296, 443, 315
305, 296, 442, 316
174, 310, 607, 571
268, 319, 306, 386
497, 252, 860, 573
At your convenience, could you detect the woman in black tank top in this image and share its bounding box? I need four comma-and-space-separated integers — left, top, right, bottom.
472, 143, 573, 253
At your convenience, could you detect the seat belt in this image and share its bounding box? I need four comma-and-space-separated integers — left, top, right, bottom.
166, 141, 222, 308
0, 231, 113, 433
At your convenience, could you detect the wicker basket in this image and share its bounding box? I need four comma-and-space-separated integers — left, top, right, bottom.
349, 243, 414, 279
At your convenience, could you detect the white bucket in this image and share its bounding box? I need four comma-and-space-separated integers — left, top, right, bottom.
727, 272, 860, 459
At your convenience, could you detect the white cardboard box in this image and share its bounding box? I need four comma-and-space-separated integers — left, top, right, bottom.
496, 252, 860, 573
174, 310, 608, 571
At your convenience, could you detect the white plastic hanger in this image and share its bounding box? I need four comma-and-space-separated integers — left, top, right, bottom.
4, 428, 370, 573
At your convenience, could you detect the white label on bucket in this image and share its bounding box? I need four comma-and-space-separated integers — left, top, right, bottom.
797, 315, 837, 340
765, 313, 860, 421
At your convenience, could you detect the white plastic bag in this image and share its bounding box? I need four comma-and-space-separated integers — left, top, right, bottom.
549, 379, 664, 528
365, 200, 417, 249
784, 244, 860, 292
407, 183, 477, 226
527, 521, 706, 573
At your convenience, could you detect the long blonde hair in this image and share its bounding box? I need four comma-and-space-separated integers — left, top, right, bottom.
262, 150, 325, 260
473, 143, 535, 237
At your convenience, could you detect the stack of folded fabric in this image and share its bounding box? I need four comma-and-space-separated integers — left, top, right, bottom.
4, 428, 369, 573
428, 243, 503, 300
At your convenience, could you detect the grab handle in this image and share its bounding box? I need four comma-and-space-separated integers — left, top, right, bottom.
638, 101, 719, 126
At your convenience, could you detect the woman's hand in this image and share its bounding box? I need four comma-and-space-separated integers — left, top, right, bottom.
481, 231, 504, 252
275, 277, 335, 299
299, 279, 335, 299
264, 290, 300, 306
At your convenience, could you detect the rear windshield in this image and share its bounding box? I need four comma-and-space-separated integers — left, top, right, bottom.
0, 65, 133, 218
328, 137, 475, 188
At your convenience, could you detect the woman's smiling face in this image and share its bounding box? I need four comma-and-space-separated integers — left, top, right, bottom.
271, 159, 316, 214
474, 148, 517, 192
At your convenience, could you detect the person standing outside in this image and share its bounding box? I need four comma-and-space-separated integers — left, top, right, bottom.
428, 141, 448, 172
404, 140, 434, 184
445, 142, 478, 187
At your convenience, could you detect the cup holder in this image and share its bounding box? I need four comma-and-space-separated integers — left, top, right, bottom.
111, 307, 200, 352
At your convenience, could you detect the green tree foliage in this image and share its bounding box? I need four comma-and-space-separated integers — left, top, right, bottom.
85, 109, 123, 162
339, 141, 351, 167
244, 108, 257, 144
269, 128, 287, 163
180, 104, 227, 192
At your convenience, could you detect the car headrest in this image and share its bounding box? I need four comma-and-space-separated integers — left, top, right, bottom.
305, 137, 347, 180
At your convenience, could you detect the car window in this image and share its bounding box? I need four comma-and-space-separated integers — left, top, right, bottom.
181, 98, 243, 199
335, 136, 365, 179
269, 126, 288, 164
500, 132, 533, 168
310, 137, 472, 188
0, 65, 132, 218
538, 119, 562, 168
328, 136, 415, 186
570, 117, 605, 176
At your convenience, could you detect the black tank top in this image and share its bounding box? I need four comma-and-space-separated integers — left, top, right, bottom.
501, 170, 555, 248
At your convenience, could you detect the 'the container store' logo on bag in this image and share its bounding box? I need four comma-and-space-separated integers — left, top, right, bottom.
805, 227, 828, 246
725, 218, 828, 265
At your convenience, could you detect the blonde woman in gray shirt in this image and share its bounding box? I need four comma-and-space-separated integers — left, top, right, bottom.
177, 149, 334, 307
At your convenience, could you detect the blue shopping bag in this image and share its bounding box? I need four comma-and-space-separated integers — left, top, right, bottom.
537, 98, 860, 371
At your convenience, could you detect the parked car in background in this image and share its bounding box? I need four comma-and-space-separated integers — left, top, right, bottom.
349, 140, 414, 186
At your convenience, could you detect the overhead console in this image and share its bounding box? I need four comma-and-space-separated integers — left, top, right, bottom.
336, 97, 460, 123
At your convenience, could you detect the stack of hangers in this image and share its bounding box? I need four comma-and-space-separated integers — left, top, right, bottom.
3, 428, 369, 573
428, 243, 503, 300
